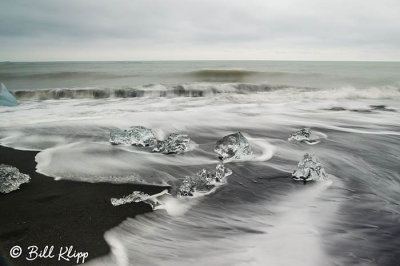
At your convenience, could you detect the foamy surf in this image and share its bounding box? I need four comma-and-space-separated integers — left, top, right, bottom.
87, 176, 341, 266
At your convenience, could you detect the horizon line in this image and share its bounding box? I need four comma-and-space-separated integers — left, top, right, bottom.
1, 59, 400, 63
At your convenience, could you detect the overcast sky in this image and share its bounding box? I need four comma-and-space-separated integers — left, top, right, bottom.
1, 0, 399, 61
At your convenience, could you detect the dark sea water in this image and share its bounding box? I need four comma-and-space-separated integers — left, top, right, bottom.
0, 61, 399, 266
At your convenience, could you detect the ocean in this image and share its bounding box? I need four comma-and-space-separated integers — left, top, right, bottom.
1, 61, 399, 266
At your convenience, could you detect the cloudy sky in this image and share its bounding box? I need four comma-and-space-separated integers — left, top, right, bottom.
1, 0, 399, 61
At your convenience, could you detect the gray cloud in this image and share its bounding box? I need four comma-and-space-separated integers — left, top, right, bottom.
0, 0, 399, 61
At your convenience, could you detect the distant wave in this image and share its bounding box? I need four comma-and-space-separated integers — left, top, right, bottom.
0, 71, 137, 80
183, 69, 323, 82
11, 83, 400, 100
186, 69, 261, 82
0, 69, 324, 82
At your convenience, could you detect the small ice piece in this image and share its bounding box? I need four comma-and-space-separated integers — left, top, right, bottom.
288, 128, 314, 142
0, 83, 18, 106
111, 190, 169, 209
178, 163, 232, 197
152, 133, 190, 154
109, 126, 157, 146
0, 164, 30, 193
215, 162, 232, 182
214, 132, 252, 161
292, 154, 328, 182
111, 191, 151, 206
178, 169, 215, 197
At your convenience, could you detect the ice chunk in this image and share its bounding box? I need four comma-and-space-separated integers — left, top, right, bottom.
214, 132, 252, 161
152, 133, 190, 154
111, 191, 151, 206
215, 162, 232, 182
0, 164, 30, 193
109, 126, 157, 146
288, 128, 318, 143
178, 163, 232, 197
110, 129, 131, 145
292, 154, 328, 182
178, 171, 215, 197
111, 189, 169, 209
0, 83, 18, 106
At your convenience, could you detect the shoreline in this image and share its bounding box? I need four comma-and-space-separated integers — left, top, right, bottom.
0, 145, 168, 265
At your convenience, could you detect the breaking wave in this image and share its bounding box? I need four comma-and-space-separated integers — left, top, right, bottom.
11, 83, 400, 100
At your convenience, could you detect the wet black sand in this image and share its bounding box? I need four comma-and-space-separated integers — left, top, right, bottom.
0, 145, 167, 266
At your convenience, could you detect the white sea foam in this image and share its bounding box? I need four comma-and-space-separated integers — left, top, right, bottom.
35, 141, 217, 185
87, 176, 342, 266
247, 138, 276, 162
160, 196, 199, 216
0, 93, 396, 187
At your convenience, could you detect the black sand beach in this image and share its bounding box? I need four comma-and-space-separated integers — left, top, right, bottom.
0, 145, 167, 266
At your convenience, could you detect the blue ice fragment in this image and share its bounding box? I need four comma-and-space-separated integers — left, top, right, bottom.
214, 132, 252, 161
0, 83, 18, 106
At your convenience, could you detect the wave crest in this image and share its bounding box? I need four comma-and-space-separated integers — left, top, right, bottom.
11, 83, 400, 101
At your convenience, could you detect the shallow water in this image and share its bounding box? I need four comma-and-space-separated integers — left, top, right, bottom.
0, 61, 399, 265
